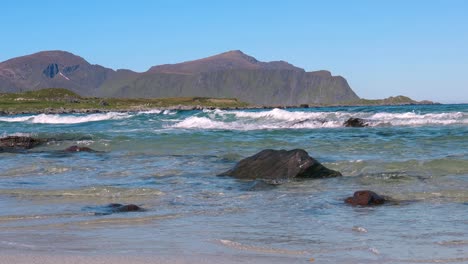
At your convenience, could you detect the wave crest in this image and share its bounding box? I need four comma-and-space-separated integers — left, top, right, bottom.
0, 112, 130, 124
170, 108, 468, 130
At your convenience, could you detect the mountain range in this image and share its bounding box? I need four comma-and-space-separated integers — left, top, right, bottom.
0, 50, 359, 105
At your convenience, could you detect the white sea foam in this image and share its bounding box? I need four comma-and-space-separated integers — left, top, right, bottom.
1, 108, 466, 129
0, 116, 34, 122
1, 132, 36, 138
138, 109, 177, 115
172, 117, 232, 129
0, 240, 37, 249
169, 108, 468, 130
368, 111, 467, 126
171, 115, 342, 130
0, 112, 130, 124
138, 109, 162, 114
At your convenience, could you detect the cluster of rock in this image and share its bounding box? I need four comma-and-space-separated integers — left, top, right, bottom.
220, 149, 388, 206
0, 136, 98, 153
2, 136, 390, 209
0, 136, 46, 152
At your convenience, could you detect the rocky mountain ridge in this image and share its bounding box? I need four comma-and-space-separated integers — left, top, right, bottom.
0, 50, 360, 105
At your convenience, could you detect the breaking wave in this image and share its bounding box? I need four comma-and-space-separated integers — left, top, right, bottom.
0, 107, 466, 129
170, 108, 468, 130
137, 109, 177, 115
0, 112, 131, 124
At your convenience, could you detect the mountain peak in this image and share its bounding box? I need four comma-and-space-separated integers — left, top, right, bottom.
148, 50, 302, 74
148, 50, 261, 74
1, 50, 89, 67
0, 50, 360, 105
33, 50, 78, 56
222, 50, 245, 55
209, 50, 258, 64
0, 50, 114, 95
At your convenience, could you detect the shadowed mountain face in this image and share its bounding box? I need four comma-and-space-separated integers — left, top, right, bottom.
0, 51, 134, 96
0, 50, 359, 105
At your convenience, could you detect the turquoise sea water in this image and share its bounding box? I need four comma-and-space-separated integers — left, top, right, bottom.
0, 104, 467, 263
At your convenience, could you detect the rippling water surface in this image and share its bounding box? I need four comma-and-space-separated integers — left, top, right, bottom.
1, 104, 467, 263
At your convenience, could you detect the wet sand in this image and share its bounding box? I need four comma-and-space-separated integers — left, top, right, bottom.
0, 253, 304, 264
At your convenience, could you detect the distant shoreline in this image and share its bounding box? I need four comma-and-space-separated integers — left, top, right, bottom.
0, 88, 440, 116
0, 102, 443, 116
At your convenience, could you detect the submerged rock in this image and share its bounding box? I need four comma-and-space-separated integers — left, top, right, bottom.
91, 203, 144, 215
64, 145, 96, 152
345, 190, 386, 206
344, 117, 368, 127
0, 136, 46, 152
107, 203, 143, 213
219, 149, 341, 181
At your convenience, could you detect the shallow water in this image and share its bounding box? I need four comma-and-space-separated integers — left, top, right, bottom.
1, 104, 467, 263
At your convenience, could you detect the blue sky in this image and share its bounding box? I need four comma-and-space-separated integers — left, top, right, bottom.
1, 0, 467, 102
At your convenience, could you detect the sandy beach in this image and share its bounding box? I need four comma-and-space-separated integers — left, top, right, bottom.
0, 253, 307, 264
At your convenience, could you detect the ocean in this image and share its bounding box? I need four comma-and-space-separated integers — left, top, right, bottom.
0, 104, 467, 263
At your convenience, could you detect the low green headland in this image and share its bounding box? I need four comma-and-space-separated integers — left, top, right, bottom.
0, 88, 249, 114
0, 88, 437, 115
346, 95, 436, 106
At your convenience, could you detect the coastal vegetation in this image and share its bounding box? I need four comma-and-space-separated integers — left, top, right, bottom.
0, 88, 436, 114
347, 95, 435, 106
0, 88, 249, 114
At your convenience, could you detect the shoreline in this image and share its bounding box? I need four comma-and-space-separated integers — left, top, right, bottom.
0, 102, 443, 116
0, 88, 441, 116
0, 252, 301, 264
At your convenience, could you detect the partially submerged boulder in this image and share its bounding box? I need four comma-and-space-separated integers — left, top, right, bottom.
219, 149, 341, 181
92, 203, 144, 215
64, 145, 96, 152
107, 203, 143, 213
0, 136, 46, 152
345, 190, 385, 206
344, 118, 368, 127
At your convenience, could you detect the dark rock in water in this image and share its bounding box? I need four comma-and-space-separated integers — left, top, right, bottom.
345, 190, 385, 206
344, 117, 368, 127
0, 136, 45, 152
219, 149, 341, 181
107, 203, 143, 213
90, 203, 144, 215
64, 145, 95, 152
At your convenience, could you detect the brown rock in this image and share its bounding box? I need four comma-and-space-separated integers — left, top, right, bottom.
0, 136, 45, 152
219, 149, 341, 182
345, 190, 386, 206
107, 203, 143, 213
344, 118, 368, 127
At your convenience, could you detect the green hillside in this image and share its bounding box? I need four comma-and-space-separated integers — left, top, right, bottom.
0, 88, 249, 114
